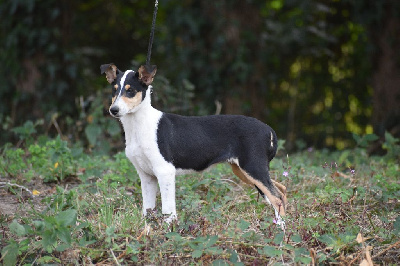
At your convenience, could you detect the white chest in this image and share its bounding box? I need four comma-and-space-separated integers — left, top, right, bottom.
120, 106, 167, 176
125, 132, 158, 175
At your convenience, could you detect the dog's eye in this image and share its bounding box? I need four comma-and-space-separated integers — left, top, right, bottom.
125, 84, 136, 94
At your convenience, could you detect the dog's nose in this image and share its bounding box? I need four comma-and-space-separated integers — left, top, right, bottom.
110, 106, 119, 116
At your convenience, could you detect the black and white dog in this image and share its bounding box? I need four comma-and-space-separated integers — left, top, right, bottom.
101, 64, 287, 225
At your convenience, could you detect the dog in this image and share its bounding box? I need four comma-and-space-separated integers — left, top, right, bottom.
100, 63, 287, 225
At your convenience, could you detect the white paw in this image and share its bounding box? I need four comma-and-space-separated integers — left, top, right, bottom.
273, 209, 286, 230
164, 213, 177, 224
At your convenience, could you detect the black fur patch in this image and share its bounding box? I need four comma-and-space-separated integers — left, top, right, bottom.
111, 71, 148, 100
156, 113, 277, 172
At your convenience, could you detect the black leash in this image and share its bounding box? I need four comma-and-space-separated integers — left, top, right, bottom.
146, 0, 158, 69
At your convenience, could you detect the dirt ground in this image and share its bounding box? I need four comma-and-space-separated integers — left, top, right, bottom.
0, 177, 81, 218
0, 180, 51, 217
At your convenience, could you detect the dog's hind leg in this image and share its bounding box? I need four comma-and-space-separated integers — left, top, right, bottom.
272, 180, 287, 197
231, 163, 253, 185
137, 169, 158, 216
230, 162, 287, 221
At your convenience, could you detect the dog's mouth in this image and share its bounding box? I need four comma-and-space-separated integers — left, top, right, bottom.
110, 114, 121, 118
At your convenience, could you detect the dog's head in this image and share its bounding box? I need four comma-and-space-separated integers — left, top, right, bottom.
100, 64, 157, 118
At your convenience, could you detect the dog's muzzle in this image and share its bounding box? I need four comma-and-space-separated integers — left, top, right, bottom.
109, 106, 120, 117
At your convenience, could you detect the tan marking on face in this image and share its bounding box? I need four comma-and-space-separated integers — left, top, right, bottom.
111, 96, 116, 104
114, 84, 118, 90
230, 164, 287, 216
125, 84, 131, 90
122, 91, 142, 109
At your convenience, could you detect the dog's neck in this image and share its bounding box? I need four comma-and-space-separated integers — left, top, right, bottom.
119, 93, 162, 146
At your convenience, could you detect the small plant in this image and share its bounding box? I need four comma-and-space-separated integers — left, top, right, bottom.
11, 120, 44, 146
1, 186, 96, 265
0, 145, 27, 178
382, 131, 400, 161
83, 92, 122, 154
352, 133, 379, 148
33, 209, 78, 252
2, 208, 84, 264
188, 235, 223, 259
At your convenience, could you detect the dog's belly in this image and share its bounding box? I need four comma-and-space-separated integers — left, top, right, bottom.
175, 168, 197, 176
126, 145, 208, 177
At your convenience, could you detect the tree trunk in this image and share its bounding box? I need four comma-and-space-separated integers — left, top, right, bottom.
371, 12, 400, 137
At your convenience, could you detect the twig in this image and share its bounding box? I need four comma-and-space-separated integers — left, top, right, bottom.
217, 178, 245, 191
110, 248, 121, 266
46, 113, 63, 137
116, 250, 127, 260
0, 182, 34, 198
0, 250, 8, 263
372, 240, 400, 259
349, 250, 363, 265
168, 254, 192, 259
215, 100, 222, 115
52, 116, 63, 136
236, 252, 270, 262
218, 240, 265, 248
279, 226, 286, 264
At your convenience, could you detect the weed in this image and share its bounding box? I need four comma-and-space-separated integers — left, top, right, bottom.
0, 136, 76, 182
1, 187, 95, 264
0, 145, 26, 178
11, 120, 44, 147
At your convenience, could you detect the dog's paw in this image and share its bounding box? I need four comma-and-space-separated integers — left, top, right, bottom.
273, 216, 286, 230
164, 213, 177, 224
273, 209, 286, 230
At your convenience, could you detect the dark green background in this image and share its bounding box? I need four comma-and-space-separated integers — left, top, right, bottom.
1, 0, 399, 151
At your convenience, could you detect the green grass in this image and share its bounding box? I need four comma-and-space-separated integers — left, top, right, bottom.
0, 136, 399, 265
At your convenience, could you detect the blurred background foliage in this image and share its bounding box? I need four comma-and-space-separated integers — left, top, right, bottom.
0, 0, 399, 153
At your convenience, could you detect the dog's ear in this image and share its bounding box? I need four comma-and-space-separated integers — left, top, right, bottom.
100, 64, 118, 84
138, 65, 157, 86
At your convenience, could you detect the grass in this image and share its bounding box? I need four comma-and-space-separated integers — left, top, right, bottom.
0, 136, 399, 265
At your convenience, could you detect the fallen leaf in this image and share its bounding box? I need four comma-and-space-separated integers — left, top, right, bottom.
360, 259, 369, 266
137, 224, 152, 240
48, 186, 57, 194
338, 171, 352, 179
331, 171, 340, 178
87, 115, 93, 124
80, 168, 86, 172
32, 190, 40, 196
309, 248, 316, 266
359, 246, 373, 266
356, 232, 365, 244
365, 246, 373, 266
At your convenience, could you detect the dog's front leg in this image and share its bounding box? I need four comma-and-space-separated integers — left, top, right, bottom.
137, 169, 158, 216
155, 171, 177, 223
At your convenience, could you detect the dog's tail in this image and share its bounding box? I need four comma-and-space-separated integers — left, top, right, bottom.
267, 127, 278, 162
